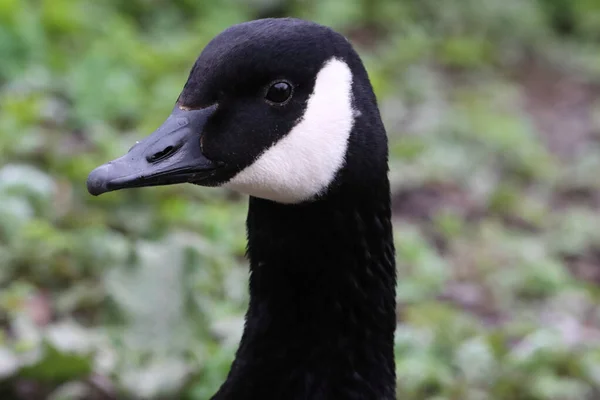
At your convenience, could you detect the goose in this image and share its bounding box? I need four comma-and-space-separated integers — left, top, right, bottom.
87, 17, 396, 400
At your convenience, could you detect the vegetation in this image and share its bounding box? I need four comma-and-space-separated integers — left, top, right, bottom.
1, 0, 600, 398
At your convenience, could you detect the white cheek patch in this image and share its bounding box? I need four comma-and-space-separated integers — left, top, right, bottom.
224, 58, 355, 204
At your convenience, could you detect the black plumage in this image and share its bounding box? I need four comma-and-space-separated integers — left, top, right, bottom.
88, 17, 396, 400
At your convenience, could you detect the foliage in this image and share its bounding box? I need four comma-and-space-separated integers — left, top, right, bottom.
1, 0, 600, 398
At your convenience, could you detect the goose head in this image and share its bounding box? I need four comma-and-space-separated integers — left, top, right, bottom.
87, 18, 387, 204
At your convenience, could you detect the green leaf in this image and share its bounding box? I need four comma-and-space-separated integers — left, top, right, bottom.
19, 342, 93, 382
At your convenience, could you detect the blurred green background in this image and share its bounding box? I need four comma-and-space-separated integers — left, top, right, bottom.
1, 0, 600, 399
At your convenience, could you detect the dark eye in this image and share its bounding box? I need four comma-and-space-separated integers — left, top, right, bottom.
265, 81, 292, 104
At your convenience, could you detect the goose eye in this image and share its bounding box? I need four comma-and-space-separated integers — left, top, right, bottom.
265, 81, 292, 104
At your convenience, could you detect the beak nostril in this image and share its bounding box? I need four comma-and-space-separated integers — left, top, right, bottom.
148, 145, 175, 163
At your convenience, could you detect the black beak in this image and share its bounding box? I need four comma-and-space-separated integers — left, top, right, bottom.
87, 105, 218, 196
